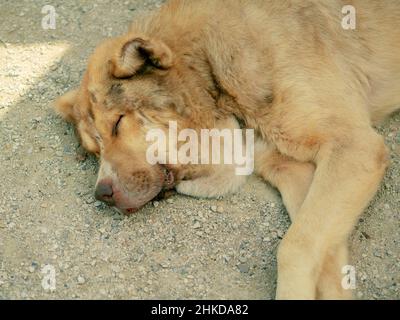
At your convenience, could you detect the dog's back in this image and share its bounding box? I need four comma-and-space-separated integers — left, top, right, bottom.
131, 0, 400, 123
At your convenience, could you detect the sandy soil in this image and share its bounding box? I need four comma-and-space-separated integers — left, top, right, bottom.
0, 0, 399, 299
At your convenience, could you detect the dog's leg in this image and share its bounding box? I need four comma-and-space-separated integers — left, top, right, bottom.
316, 242, 353, 299
274, 129, 389, 300
256, 145, 352, 299
255, 143, 315, 220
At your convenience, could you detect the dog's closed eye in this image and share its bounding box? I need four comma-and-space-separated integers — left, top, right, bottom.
112, 115, 124, 136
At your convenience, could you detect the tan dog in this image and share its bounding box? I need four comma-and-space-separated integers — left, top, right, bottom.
55, 0, 400, 299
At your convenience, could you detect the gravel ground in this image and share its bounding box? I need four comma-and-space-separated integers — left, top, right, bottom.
0, 0, 399, 300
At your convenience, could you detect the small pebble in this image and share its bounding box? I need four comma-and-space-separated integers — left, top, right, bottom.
270, 202, 276, 208
192, 222, 201, 229
77, 276, 86, 284
94, 201, 103, 208
237, 263, 250, 273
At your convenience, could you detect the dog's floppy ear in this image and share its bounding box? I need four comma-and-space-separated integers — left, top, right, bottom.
54, 89, 78, 123
111, 37, 174, 78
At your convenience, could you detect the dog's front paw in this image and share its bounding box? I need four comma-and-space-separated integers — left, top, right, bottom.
176, 174, 247, 199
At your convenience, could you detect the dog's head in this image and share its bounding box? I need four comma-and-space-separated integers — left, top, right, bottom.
55, 34, 235, 214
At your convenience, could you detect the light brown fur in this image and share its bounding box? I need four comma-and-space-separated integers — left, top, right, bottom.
55, 0, 400, 299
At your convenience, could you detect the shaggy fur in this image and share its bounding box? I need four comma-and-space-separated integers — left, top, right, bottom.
55, 0, 400, 299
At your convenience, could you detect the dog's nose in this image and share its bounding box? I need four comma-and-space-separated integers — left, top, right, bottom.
95, 182, 115, 205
